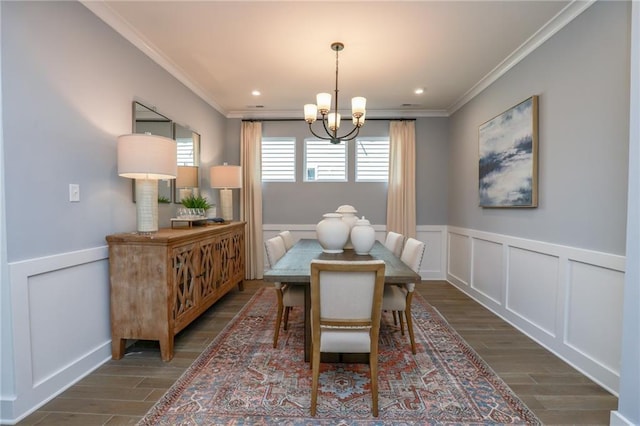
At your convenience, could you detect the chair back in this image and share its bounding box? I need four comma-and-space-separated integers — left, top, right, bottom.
310, 260, 386, 341
384, 232, 404, 257
265, 235, 287, 269
400, 237, 425, 273
278, 230, 295, 251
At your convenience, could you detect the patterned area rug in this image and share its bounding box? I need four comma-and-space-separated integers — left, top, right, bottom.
139, 287, 540, 425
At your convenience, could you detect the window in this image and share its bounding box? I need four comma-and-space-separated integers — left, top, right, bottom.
304, 139, 347, 181
262, 138, 296, 182
356, 138, 390, 182
176, 138, 196, 166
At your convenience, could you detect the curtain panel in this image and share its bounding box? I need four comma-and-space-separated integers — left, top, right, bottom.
387, 120, 416, 238
240, 121, 264, 279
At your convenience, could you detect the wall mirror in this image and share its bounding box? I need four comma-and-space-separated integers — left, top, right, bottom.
173, 123, 201, 204
132, 102, 174, 203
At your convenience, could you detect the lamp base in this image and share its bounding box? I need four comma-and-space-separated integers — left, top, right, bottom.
135, 178, 159, 233
219, 188, 233, 221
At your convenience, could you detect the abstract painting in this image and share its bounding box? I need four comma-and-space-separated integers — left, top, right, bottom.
479, 96, 538, 208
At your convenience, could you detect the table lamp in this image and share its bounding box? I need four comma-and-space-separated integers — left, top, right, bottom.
176, 165, 199, 199
210, 163, 242, 221
118, 133, 177, 233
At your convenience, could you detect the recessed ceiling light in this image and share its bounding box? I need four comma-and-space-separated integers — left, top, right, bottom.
251, 90, 261, 96
414, 88, 425, 95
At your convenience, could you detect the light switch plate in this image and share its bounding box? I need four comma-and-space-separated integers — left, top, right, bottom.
69, 184, 80, 202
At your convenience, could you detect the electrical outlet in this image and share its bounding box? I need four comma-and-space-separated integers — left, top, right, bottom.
69, 184, 80, 202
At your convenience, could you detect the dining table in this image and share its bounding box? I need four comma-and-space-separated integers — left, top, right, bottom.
263, 238, 421, 362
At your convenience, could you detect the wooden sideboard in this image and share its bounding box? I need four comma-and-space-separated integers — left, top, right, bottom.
106, 222, 245, 361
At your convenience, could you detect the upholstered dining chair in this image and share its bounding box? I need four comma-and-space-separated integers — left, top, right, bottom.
278, 230, 295, 251
383, 231, 404, 258
265, 236, 304, 348
382, 237, 425, 354
309, 259, 386, 417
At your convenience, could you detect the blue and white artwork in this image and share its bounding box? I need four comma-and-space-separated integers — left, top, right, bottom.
479, 96, 538, 207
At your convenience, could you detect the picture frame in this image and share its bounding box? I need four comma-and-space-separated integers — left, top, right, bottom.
478, 95, 539, 208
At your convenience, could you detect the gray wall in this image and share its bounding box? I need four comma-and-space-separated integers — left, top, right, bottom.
254, 117, 449, 226
448, 1, 630, 255
1, 1, 227, 262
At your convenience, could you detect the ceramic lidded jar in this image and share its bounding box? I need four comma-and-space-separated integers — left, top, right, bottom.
316, 213, 350, 253
350, 216, 376, 255
336, 205, 358, 249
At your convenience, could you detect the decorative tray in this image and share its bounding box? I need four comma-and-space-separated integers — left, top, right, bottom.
170, 217, 208, 228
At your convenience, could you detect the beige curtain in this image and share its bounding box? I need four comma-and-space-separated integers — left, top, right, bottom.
387, 120, 416, 238
240, 121, 264, 279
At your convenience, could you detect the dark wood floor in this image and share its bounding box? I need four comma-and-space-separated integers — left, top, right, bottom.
16, 280, 617, 425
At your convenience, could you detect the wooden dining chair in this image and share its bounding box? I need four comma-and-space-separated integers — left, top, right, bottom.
265, 236, 304, 348
309, 259, 386, 417
382, 237, 425, 354
383, 231, 404, 258
278, 230, 295, 251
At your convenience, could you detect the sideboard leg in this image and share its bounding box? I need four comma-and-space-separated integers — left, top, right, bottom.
159, 337, 174, 362
237, 280, 244, 291
111, 337, 125, 360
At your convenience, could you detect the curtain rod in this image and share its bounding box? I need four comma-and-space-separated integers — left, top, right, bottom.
241, 118, 416, 122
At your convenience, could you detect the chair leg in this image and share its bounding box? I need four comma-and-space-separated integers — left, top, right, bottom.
370, 350, 379, 417
405, 293, 416, 354
392, 310, 398, 326
283, 306, 291, 330
273, 291, 284, 348
398, 311, 405, 336
311, 345, 321, 416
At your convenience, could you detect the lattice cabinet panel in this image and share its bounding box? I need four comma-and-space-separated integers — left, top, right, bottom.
107, 222, 245, 361
171, 243, 198, 329
198, 238, 217, 303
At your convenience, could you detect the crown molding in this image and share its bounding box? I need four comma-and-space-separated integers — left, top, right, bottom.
447, 0, 596, 115
80, 1, 228, 116
226, 108, 449, 120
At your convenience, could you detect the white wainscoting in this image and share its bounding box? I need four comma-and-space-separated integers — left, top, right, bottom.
447, 226, 625, 395
2, 247, 112, 424
262, 224, 448, 280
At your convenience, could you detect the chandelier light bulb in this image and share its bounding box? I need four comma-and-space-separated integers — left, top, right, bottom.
351, 97, 366, 118
304, 104, 318, 123
328, 112, 341, 131
316, 93, 331, 114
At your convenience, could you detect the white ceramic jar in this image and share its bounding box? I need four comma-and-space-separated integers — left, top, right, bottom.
336, 205, 358, 249
350, 216, 376, 255
316, 213, 350, 253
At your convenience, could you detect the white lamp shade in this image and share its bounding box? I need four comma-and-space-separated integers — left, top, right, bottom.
351, 96, 366, 116
210, 164, 242, 189
353, 111, 366, 126
304, 104, 318, 123
316, 93, 331, 113
117, 133, 177, 179
176, 165, 198, 188
328, 112, 341, 131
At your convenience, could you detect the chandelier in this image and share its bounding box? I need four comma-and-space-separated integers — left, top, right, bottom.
304, 42, 366, 144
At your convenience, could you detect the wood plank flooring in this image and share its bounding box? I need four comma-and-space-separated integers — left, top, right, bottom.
16, 280, 617, 425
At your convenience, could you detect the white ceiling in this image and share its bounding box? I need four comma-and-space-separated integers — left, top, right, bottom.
83, 1, 592, 119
